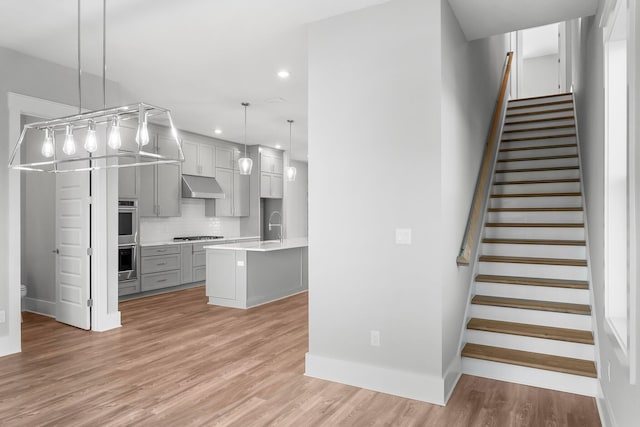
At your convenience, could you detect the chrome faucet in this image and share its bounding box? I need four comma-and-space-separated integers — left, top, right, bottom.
268, 210, 283, 242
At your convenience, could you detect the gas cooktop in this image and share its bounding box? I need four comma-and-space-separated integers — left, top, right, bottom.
173, 236, 224, 242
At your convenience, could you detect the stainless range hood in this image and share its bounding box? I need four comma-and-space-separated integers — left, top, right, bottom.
181, 174, 225, 199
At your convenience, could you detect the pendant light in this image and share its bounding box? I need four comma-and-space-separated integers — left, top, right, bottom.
285, 119, 296, 182
8, 0, 184, 173
238, 102, 253, 175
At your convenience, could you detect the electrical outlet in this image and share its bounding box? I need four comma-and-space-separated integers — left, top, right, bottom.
395, 228, 412, 245
0, 310, 5, 323
370, 330, 380, 347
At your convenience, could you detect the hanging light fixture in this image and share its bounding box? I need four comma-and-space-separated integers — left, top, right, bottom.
238, 102, 253, 175
8, 0, 183, 173
285, 119, 296, 182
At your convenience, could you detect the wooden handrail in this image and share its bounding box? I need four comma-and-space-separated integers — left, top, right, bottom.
457, 51, 514, 266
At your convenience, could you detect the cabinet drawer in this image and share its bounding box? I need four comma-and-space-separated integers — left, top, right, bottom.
141, 271, 180, 291
193, 266, 207, 282
193, 252, 206, 267
118, 280, 140, 296
141, 254, 181, 274
141, 245, 180, 257
192, 242, 211, 252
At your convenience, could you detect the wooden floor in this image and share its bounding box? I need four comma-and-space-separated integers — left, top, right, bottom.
0, 287, 600, 426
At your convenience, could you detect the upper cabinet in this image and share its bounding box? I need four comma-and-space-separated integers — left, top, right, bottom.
139, 129, 181, 217
215, 146, 238, 170
182, 139, 215, 177
260, 150, 283, 199
117, 124, 140, 199
207, 146, 249, 217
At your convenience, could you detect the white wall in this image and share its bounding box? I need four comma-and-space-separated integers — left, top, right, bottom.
573, 10, 640, 426
306, 0, 446, 404
440, 0, 509, 394
0, 46, 122, 354
285, 160, 308, 238
522, 54, 560, 97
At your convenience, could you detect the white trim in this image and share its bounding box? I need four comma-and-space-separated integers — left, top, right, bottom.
442, 357, 462, 404
305, 352, 446, 405
23, 297, 56, 318
596, 393, 617, 427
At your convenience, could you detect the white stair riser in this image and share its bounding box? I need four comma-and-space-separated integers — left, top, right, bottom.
489, 196, 582, 209
508, 95, 573, 108
507, 103, 574, 115
469, 304, 592, 330
494, 169, 580, 182
475, 282, 590, 304
465, 330, 595, 360
484, 226, 584, 240
480, 243, 586, 259
492, 182, 581, 194
496, 157, 579, 170
506, 110, 575, 123
486, 210, 583, 223
503, 119, 575, 131
478, 262, 587, 280
501, 130, 577, 142
461, 358, 598, 397
498, 146, 577, 160
499, 137, 578, 151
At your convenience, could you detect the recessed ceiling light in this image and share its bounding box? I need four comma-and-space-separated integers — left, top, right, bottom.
277, 70, 290, 79
275, 144, 282, 149
214, 128, 222, 135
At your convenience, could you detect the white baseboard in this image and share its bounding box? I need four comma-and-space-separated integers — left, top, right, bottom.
305, 352, 446, 405
443, 357, 462, 404
596, 394, 615, 427
23, 297, 56, 318
92, 311, 121, 332
0, 336, 21, 358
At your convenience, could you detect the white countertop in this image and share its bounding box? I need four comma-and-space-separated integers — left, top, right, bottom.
204, 237, 308, 252
140, 236, 260, 247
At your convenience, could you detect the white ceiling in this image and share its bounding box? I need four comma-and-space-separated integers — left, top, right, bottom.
0, 0, 390, 160
522, 23, 559, 59
447, 0, 598, 41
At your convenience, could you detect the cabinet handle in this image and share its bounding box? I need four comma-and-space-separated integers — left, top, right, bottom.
157, 279, 167, 283
157, 262, 167, 266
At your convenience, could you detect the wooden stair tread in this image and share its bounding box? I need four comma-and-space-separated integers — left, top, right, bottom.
494, 166, 579, 173
474, 274, 589, 289
505, 115, 575, 125
508, 93, 572, 102
479, 255, 586, 266
493, 178, 580, 185
485, 222, 583, 228
499, 144, 577, 153
503, 125, 575, 133
488, 207, 583, 212
467, 318, 594, 344
471, 295, 591, 315
506, 107, 574, 118
490, 192, 581, 198
507, 100, 573, 110
461, 343, 597, 377
482, 238, 586, 246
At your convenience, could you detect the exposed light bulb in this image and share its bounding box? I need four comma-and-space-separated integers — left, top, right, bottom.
108, 117, 122, 150
238, 157, 253, 175
286, 166, 297, 182
136, 112, 150, 146
62, 125, 76, 156
84, 120, 98, 153
41, 129, 55, 158
214, 128, 222, 135
277, 70, 291, 78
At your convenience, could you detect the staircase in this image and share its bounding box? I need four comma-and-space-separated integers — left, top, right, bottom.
460, 93, 599, 397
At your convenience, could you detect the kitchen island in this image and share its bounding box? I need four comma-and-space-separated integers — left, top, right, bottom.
204, 238, 308, 309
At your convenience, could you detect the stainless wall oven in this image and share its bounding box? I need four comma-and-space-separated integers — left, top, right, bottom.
118, 200, 138, 245
118, 245, 138, 281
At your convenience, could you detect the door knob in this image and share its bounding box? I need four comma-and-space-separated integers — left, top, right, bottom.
52, 249, 59, 254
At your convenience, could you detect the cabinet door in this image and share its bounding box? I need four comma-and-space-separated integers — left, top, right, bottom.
215, 168, 233, 217
216, 146, 235, 170
182, 140, 199, 175
260, 173, 271, 198
271, 174, 283, 198
181, 244, 193, 284
157, 135, 181, 217
118, 158, 138, 199
234, 170, 250, 216
139, 166, 157, 217
272, 156, 283, 174
199, 143, 216, 177
261, 153, 273, 173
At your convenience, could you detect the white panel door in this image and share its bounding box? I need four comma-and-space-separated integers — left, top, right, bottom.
56, 171, 91, 330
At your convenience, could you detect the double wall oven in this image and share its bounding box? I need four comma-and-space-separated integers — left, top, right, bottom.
118, 200, 138, 282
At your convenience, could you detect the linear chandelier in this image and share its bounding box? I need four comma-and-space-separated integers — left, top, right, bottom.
8, 0, 183, 173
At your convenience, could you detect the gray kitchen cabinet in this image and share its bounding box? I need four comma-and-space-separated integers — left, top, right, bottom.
260, 172, 283, 199
182, 139, 215, 177
140, 132, 181, 217
117, 124, 140, 199
261, 152, 283, 174
118, 279, 140, 296
216, 146, 238, 170
181, 244, 193, 284
140, 244, 182, 292
206, 167, 250, 217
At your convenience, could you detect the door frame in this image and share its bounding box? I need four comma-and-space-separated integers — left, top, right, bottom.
6, 93, 120, 354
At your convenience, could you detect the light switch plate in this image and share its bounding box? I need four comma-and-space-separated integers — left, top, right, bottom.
237, 260, 245, 267
395, 228, 412, 245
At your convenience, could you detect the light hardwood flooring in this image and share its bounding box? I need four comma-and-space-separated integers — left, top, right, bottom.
0, 287, 600, 426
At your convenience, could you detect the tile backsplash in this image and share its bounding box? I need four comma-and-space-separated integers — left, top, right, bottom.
140, 199, 242, 243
